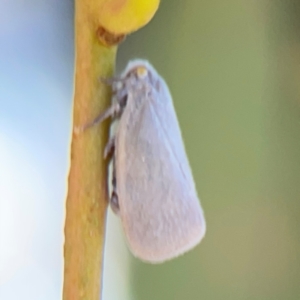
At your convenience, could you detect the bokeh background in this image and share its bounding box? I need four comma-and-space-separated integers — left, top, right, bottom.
1, 1, 300, 299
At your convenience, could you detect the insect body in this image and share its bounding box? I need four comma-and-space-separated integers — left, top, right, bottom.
86, 60, 206, 263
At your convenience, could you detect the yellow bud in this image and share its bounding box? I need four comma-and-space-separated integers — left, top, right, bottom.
97, 0, 160, 34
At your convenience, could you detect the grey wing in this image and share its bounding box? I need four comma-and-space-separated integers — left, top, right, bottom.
116, 87, 206, 263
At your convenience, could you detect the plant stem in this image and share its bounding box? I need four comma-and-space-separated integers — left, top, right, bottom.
63, 1, 117, 299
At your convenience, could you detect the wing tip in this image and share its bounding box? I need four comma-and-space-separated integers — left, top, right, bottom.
127, 222, 206, 264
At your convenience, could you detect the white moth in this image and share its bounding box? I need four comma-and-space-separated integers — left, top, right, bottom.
84, 60, 206, 263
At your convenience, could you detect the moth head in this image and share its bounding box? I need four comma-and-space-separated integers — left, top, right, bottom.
122, 60, 152, 80
135, 66, 148, 79
124, 65, 149, 82
120, 60, 158, 90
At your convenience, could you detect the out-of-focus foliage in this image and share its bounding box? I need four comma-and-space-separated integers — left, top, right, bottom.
118, 0, 300, 299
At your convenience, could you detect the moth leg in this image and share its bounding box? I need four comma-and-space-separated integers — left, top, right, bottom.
110, 191, 119, 215
109, 158, 120, 215
74, 102, 122, 135
83, 102, 122, 130
104, 136, 115, 159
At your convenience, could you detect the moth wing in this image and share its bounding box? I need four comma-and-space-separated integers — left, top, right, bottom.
115, 81, 206, 263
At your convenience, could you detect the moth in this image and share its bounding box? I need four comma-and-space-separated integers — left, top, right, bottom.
82, 60, 206, 263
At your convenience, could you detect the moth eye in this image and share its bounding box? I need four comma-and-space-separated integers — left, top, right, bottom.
114, 81, 123, 90
136, 66, 148, 79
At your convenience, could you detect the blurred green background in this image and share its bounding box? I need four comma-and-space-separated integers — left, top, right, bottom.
117, 1, 300, 299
